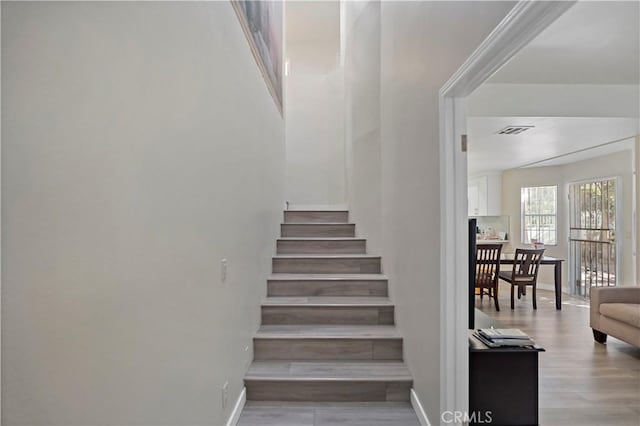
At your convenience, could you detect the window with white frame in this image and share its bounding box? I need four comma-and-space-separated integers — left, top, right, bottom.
521, 185, 557, 245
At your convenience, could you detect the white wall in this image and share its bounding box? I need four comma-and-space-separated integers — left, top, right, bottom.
343, 0, 382, 252
2, 2, 284, 425
343, 1, 515, 421
284, 2, 346, 208
502, 150, 635, 290
486, 173, 503, 216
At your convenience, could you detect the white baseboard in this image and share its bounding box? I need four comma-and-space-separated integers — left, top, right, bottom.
410, 388, 432, 426
522, 282, 571, 295
225, 387, 246, 426
537, 282, 554, 292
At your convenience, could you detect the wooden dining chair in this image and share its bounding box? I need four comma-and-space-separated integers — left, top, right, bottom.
475, 244, 503, 311
498, 248, 545, 309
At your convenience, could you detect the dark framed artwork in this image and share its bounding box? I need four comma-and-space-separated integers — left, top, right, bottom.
231, 0, 284, 113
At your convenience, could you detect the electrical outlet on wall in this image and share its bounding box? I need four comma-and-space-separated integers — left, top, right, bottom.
221, 258, 228, 284
222, 381, 229, 409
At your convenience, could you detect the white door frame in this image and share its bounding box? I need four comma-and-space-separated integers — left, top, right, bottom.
438, 0, 576, 419
633, 138, 638, 286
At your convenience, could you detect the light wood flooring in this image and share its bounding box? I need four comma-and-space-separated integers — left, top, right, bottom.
476, 283, 640, 426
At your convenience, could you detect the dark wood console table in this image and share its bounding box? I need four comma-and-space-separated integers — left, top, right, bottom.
469, 310, 544, 426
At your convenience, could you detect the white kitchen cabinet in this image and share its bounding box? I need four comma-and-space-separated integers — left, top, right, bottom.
468, 173, 502, 216
468, 176, 487, 216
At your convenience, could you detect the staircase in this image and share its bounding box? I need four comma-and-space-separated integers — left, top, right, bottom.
244, 210, 412, 403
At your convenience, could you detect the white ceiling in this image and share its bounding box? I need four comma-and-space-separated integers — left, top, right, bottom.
530, 137, 634, 168
467, 117, 639, 174
489, 1, 640, 84
468, 0, 640, 175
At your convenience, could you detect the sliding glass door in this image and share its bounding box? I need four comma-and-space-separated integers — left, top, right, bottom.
568, 178, 618, 298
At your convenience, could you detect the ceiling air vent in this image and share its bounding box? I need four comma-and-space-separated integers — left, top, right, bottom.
496, 126, 534, 135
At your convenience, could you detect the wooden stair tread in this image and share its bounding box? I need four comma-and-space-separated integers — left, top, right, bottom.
269, 274, 387, 280
256, 325, 400, 339
267, 274, 389, 297
282, 222, 355, 226
243, 401, 415, 408
285, 210, 349, 212
245, 361, 412, 381
273, 254, 380, 259
278, 237, 366, 241
263, 297, 392, 307
281, 223, 355, 238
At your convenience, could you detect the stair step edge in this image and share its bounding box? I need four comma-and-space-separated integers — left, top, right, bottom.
273, 255, 380, 259
282, 223, 355, 226
256, 325, 400, 337
254, 334, 402, 340
262, 298, 392, 307
245, 361, 412, 380
278, 237, 366, 241
268, 274, 388, 280
244, 376, 412, 382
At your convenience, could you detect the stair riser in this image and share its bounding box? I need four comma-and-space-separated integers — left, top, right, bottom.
281, 224, 355, 238
284, 211, 349, 223
273, 258, 381, 274
245, 380, 411, 402
267, 280, 388, 297
261, 306, 394, 325
277, 239, 366, 254
254, 338, 402, 361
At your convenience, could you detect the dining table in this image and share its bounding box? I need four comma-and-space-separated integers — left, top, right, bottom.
499, 254, 565, 310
